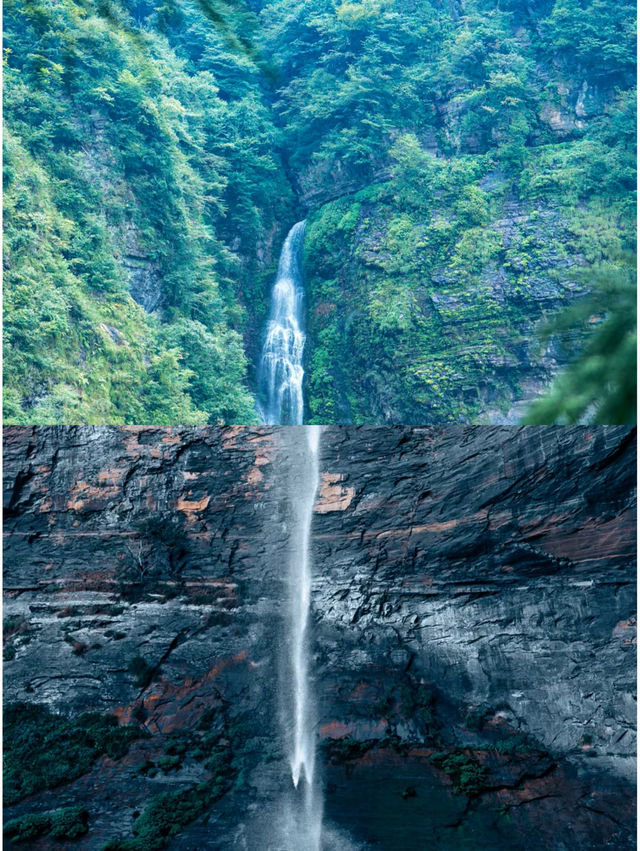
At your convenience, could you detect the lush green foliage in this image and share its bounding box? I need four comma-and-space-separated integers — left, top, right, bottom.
4, 0, 636, 423
264, 0, 636, 423
525, 257, 636, 423
3, 703, 145, 805
400, 683, 439, 738
4, 807, 89, 843
322, 736, 378, 764
4, 0, 293, 423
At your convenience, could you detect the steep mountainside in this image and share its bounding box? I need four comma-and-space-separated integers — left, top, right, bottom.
4, 0, 636, 425
4, 0, 294, 424
3, 425, 636, 848
262, 0, 635, 422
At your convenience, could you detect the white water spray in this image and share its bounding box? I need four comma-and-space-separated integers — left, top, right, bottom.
259, 221, 307, 425
291, 425, 321, 790
281, 425, 323, 850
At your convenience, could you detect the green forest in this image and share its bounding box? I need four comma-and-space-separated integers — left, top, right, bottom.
3, 0, 636, 424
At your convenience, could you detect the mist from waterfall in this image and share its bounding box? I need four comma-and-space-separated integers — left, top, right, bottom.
279, 425, 323, 850
258, 221, 307, 425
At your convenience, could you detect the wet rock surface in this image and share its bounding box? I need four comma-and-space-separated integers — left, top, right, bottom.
3, 425, 636, 849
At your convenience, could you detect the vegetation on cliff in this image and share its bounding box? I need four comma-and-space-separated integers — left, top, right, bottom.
3, 703, 145, 805
282, 0, 636, 422
4, 806, 90, 843
3, 0, 292, 424
103, 746, 234, 851
3, 699, 239, 848
3, 0, 636, 423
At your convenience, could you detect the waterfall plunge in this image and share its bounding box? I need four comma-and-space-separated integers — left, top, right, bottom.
281, 425, 323, 851
259, 221, 307, 425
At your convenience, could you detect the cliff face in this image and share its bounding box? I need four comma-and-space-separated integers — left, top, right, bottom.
312, 426, 636, 849
283, 0, 636, 425
304, 192, 585, 424
3, 426, 636, 849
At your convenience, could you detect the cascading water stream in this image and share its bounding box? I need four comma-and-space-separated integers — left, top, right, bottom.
280, 425, 323, 850
291, 425, 321, 792
258, 221, 307, 425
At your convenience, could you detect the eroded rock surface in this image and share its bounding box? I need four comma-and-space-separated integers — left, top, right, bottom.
3, 426, 636, 849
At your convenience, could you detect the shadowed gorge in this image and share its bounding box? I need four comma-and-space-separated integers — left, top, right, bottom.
3, 0, 636, 424
3, 425, 636, 848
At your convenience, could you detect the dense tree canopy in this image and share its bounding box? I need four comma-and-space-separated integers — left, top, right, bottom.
4, 0, 292, 423
3, 0, 636, 423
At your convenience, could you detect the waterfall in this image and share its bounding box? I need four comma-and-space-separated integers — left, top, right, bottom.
280, 425, 323, 850
291, 425, 321, 791
258, 221, 307, 425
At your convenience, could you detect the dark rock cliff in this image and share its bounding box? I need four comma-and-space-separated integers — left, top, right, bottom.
3, 426, 636, 849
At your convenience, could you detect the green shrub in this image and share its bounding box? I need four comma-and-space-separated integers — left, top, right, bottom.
4, 813, 50, 843
464, 706, 489, 732
3, 703, 145, 805
49, 807, 90, 840
322, 736, 376, 765
158, 755, 182, 774
431, 751, 488, 797
491, 734, 538, 756
164, 735, 189, 757
102, 742, 235, 850
4, 806, 89, 843
135, 760, 157, 777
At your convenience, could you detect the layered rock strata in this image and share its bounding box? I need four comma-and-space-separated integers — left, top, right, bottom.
3, 425, 636, 849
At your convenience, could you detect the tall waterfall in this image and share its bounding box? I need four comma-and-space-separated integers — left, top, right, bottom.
258, 221, 307, 425
280, 425, 323, 850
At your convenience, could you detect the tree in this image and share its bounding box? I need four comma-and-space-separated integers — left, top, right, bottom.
525, 258, 636, 424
